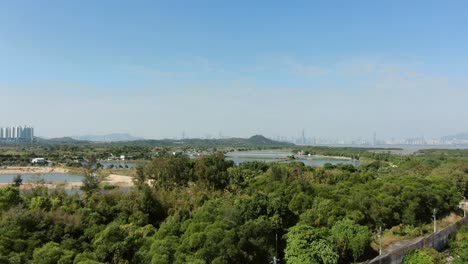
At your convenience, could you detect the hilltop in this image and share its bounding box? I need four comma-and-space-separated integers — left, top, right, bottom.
116, 135, 293, 147
72, 133, 144, 142
12, 135, 292, 147
34, 137, 90, 145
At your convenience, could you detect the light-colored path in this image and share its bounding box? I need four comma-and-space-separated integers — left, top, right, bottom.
0, 166, 69, 175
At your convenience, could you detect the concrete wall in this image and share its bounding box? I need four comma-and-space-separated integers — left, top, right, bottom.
368, 216, 468, 264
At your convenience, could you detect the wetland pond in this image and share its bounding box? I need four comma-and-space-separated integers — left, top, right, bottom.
225, 150, 361, 166
0, 173, 83, 183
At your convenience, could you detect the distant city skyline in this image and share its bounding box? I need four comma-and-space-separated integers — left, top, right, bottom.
0, 125, 34, 142
1, 1, 467, 139
48, 129, 468, 145
4, 124, 468, 143
2, 123, 467, 146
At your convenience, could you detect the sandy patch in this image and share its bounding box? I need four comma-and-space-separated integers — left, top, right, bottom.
0, 168, 134, 189
103, 174, 134, 186
310, 155, 353, 160
0, 166, 69, 175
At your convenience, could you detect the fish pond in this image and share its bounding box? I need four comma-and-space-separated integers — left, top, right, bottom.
225, 150, 361, 166
0, 173, 84, 183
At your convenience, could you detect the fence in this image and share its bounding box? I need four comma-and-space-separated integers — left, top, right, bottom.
368, 216, 468, 264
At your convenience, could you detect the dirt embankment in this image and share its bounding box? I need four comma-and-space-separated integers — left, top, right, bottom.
0, 166, 69, 175
104, 174, 134, 186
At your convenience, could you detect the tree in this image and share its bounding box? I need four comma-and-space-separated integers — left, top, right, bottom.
174, 199, 244, 263
288, 192, 313, 216
93, 222, 148, 263
145, 155, 192, 190
194, 153, 233, 190
32, 242, 74, 264
0, 186, 21, 210
134, 165, 146, 189
12, 174, 22, 187
237, 216, 276, 263
329, 219, 370, 262
73, 252, 104, 264
81, 156, 101, 195
81, 173, 100, 196
285, 224, 338, 264
299, 198, 340, 228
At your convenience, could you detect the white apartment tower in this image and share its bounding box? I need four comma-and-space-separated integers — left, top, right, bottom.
0, 125, 34, 142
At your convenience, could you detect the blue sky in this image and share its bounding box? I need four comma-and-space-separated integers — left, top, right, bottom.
1, 0, 467, 139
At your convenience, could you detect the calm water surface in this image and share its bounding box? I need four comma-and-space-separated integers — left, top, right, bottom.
99, 162, 136, 168
0, 173, 83, 183
226, 150, 361, 166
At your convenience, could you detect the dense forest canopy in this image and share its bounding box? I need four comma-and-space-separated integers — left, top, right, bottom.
0, 146, 467, 263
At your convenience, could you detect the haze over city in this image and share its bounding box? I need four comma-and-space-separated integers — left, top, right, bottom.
1, 1, 467, 140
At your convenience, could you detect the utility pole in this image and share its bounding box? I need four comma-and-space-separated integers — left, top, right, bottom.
271, 232, 280, 264
378, 226, 382, 256
272, 256, 279, 264
460, 197, 466, 218
433, 209, 437, 233
463, 197, 466, 218
464, 206, 466, 218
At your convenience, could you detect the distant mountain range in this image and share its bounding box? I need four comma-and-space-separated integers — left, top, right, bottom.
112, 135, 294, 147
72, 133, 144, 142
32, 134, 293, 147
34, 137, 88, 145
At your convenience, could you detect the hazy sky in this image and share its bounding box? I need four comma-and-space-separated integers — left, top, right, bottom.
1, 1, 467, 140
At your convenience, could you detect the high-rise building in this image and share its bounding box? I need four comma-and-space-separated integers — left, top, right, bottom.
5, 127, 11, 139
0, 125, 34, 142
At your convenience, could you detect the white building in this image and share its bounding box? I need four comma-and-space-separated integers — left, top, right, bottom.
0, 125, 34, 141
32, 158, 47, 164
5, 127, 11, 139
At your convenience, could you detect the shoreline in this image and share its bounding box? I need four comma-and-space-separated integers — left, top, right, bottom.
0, 166, 134, 188
226, 154, 354, 161
308, 154, 353, 160
104, 174, 134, 186
0, 166, 69, 175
